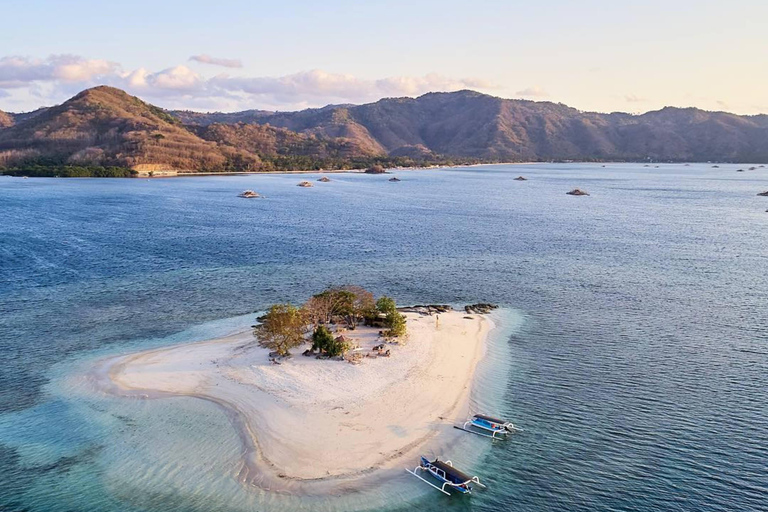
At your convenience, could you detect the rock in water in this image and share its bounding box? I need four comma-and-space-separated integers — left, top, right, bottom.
566, 188, 590, 196
464, 303, 499, 314
514, 176, 527, 181
317, 176, 331, 182
239, 190, 260, 198
298, 181, 313, 187
757, 191, 768, 196
365, 164, 386, 174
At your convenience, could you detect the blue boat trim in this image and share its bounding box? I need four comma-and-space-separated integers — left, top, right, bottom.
405, 456, 486, 495
456, 413, 522, 439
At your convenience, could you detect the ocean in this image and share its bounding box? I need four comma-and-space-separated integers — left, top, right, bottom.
1, 163, 766, 511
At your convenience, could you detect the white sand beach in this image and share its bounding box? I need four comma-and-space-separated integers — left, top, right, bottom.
97, 311, 492, 494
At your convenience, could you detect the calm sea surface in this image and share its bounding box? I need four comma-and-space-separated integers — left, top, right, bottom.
1, 163, 767, 511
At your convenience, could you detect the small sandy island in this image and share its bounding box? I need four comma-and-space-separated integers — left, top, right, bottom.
95, 309, 492, 494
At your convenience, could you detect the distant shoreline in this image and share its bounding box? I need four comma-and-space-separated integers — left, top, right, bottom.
4, 161, 765, 179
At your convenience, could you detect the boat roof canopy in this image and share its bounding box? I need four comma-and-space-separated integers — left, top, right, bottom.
474, 414, 507, 424
431, 459, 474, 484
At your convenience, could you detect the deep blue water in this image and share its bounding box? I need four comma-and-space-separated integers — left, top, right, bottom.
1, 163, 767, 511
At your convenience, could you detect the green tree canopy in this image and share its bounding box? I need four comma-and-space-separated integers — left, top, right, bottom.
254, 303, 308, 356
386, 310, 407, 338
305, 285, 375, 328
311, 325, 349, 357
376, 296, 397, 315
311, 325, 335, 352
375, 296, 407, 337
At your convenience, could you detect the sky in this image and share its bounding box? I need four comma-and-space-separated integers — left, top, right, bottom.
1, 0, 766, 114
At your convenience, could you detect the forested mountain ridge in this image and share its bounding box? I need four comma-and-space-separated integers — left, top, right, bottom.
176, 90, 768, 162
1, 86, 767, 177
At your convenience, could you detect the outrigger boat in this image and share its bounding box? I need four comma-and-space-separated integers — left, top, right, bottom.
406, 456, 486, 495
453, 413, 521, 439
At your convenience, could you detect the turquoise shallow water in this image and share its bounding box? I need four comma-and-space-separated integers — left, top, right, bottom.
1, 163, 767, 511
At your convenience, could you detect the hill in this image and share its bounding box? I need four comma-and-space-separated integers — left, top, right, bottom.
0, 86, 261, 173
0, 87, 393, 175
2, 87, 768, 176
194, 122, 383, 170
174, 90, 768, 163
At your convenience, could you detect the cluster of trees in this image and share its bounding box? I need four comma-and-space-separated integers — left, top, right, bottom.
0, 165, 137, 177
0, 153, 499, 177
253, 286, 407, 357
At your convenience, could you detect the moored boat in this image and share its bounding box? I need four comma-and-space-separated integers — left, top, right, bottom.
454, 413, 520, 438
405, 456, 485, 495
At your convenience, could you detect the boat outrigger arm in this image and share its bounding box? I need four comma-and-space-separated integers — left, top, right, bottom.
405, 457, 486, 495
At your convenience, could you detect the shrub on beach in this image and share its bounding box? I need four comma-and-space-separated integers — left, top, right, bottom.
311, 325, 334, 352
311, 325, 350, 357
376, 296, 397, 315
385, 310, 407, 338
376, 296, 407, 338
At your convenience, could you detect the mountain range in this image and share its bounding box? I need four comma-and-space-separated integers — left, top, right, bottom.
1, 86, 767, 176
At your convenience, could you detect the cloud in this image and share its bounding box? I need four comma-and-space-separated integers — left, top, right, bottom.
113, 66, 204, 96
0, 55, 120, 88
0, 54, 496, 111
624, 94, 647, 103
189, 54, 243, 69
516, 86, 549, 98
210, 69, 494, 106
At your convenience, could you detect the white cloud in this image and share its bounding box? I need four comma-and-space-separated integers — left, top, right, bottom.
0, 55, 119, 88
210, 69, 494, 106
516, 86, 549, 98
0, 54, 496, 112
146, 65, 203, 91
189, 54, 242, 69
116, 66, 203, 92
